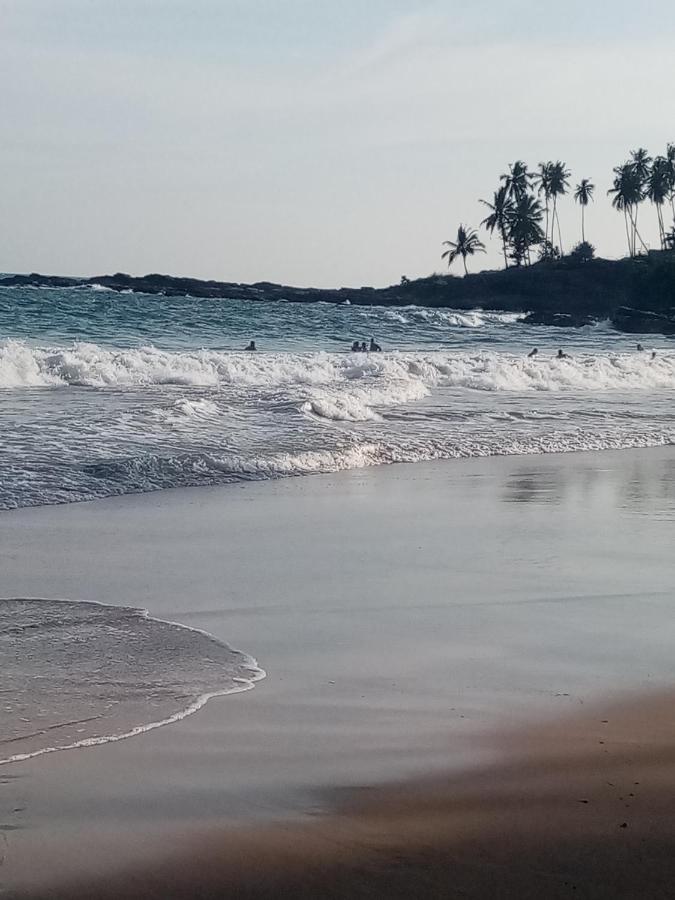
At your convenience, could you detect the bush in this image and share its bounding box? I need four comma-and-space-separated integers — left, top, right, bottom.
570, 241, 595, 263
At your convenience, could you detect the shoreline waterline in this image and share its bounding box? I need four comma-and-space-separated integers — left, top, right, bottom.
0, 598, 266, 767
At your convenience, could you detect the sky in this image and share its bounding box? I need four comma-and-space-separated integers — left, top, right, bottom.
2, 0, 675, 287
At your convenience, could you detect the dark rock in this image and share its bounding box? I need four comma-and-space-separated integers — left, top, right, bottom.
611, 306, 675, 334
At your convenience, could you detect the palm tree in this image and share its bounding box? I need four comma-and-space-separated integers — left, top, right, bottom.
505, 195, 544, 266
629, 148, 651, 247
646, 157, 670, 248
666, 143, 675, 226
500, 161, 532, 202
534, 162, 554, 248
608, 162, 646, 256
549, 161, 570, 254
630, 148, 652, 183
441, 225, 486, 275
479, 186, 514, 269
573, 179, 595, 243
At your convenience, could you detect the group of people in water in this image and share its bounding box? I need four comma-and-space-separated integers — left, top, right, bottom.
527, 348, 570, 359
244, 337, 383, 352
245, 339, 656, 358
351, 338, 382, 353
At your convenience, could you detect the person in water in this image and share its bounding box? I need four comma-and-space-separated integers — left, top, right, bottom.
244, 340, 256, 351
637, 343, 644, 351
351, 341, 361, 352
527, 348, 538, 358
557, 348, 570, 359
369, 337, 382, 352
360, 341, 368, 352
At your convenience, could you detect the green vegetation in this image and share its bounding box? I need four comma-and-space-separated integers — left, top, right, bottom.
445, 145, 675, 272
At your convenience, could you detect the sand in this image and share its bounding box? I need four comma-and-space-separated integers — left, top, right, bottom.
1, 447, 675, 894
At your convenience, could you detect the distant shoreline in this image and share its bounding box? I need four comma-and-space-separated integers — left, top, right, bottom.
2, 252, 674, 334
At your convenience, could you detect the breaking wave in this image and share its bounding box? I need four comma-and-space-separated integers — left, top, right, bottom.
72, 429, 675, 497
1, 340, 674, 394
381, 308, 528, 327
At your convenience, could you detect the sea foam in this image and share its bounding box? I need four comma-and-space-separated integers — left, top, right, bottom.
1, 340, 673, 394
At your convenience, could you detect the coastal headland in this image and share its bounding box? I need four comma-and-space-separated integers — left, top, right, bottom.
3, 251, 675, 334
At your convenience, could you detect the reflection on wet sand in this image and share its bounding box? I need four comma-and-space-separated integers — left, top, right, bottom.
503, 449, 675, 515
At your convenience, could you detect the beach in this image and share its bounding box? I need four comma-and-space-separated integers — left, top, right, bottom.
2, 446, 675, 893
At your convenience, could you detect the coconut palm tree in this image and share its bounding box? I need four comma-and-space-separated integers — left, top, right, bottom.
549, 161, 570, 254
608, 162, 646, 256
573, 179, 595, 243
441, 225, 486, 275
534, 162, 554, 248
646, 157, 670, 248
505, 195, 544, 266
479, 186, 514, 269
629, 149, 651, 247
630, 148, 652, 183
500, 161, 532, 202
666, 143, 675, 226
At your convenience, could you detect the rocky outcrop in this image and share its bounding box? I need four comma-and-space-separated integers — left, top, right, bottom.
611, 307, 675, 334
2, 251, 675, 334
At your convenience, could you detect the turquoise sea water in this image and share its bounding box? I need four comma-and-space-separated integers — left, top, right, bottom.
0, 283, 674, 509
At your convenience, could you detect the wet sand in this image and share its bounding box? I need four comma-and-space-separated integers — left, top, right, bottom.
13, 690, 675, 899
1, 447, 675, 892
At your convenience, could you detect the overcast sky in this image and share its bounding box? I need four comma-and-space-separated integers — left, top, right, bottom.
2, 0, 674, 286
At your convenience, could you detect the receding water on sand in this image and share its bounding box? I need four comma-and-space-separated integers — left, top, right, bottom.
0, 599, 264, 764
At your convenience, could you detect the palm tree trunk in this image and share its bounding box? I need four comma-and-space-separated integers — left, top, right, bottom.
501, 229, 509, 269
545, 199, 550, 248
463, 256, 468, 276
556, 207, 564, 256
623, 209, 631, 256
628, 205, 648, 254
552, 197, 557, 253
581, 205, 585, 244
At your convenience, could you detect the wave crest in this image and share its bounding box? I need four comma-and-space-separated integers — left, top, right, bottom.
1, 340, 673, 395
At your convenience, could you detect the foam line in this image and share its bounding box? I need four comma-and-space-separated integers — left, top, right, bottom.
0, 598, 266, 767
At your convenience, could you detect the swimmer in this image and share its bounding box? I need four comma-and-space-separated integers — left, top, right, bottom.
557, 348, 570, 359
351, 341, 361, 352
360, 341, 368, 352
369, 337, 382, 352
637, 343, 644, 352
244, 340, 256, 351
527, 348, 538, 358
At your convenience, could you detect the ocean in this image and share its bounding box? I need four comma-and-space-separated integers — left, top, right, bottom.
1, 283, 674, 510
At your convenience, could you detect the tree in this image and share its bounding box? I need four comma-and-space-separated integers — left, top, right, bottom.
500, 161, 533, 202
479, 186, 514, 269
608, 162, 646, 256
646, 157, 670, 248
505, 194, 544, 266
441, 225, 486, 275
549, 161, 570, 255
630, 148, 652, 183
573, 178, 595, 243
534, 162, 554, 249
629, 148, 652, 248
570, 241, 595, 263
666, 143, 675, 227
